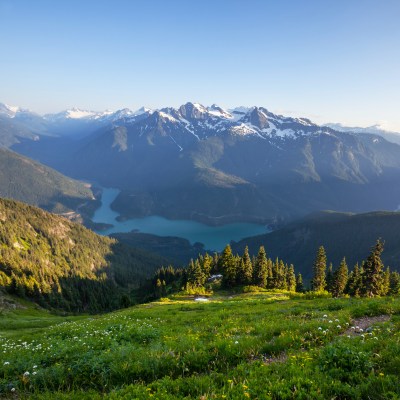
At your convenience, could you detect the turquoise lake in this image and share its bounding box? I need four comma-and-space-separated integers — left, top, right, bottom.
92, 188, 269, 251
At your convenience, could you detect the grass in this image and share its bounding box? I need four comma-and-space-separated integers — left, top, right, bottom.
0, 292, 399, 399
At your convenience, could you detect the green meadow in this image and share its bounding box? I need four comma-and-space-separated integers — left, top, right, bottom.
1, 292, 400, 399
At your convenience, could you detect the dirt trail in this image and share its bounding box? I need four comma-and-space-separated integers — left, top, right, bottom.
343, 314, 391, 336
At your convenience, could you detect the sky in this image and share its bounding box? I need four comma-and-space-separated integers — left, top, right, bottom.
1, 0, 399, 130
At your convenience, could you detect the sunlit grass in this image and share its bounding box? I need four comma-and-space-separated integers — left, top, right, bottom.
1, 292, 399, 398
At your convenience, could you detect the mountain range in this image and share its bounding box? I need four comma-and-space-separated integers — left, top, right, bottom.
3, 101, 400, 225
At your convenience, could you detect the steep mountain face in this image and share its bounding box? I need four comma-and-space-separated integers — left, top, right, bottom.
0, 147, 96, 218
0, 198, 166, 312
232, 211, 400, 278
6, 102, 400, 225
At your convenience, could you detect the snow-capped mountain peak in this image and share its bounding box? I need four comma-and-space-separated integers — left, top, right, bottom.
0, 103, 21, 118
4, 100, 387, 143
133, 106, 153, 116
207, 104, 233, 119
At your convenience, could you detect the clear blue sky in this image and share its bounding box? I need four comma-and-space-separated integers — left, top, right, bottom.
1, 0, 399, 130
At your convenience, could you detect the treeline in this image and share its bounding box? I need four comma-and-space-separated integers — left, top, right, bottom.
150, 244, 304, 297
312, 239, 400, 297
0, 198, 167, 312
150, 239, 400, 298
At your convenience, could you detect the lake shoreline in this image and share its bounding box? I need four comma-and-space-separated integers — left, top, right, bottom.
91, 187, 270, 251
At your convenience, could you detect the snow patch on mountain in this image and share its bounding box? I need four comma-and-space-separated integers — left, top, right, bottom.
0, 103, 21, 118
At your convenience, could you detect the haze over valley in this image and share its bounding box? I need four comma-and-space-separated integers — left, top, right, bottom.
3, 101, 400, 238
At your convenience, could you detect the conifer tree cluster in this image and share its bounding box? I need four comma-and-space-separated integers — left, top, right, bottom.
312, 240, 400, 297
151, 238, 400, 299
152, 244, 302, 295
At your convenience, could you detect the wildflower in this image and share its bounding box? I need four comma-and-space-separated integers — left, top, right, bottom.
328, 320, 333, 323
318, 327, 322, 330
323, 314, 328, 318
359, 328, 364, 332
379, 372, 384, 376
234, 341, 239, 344
244, 393, 250, 398
347, 335, 351, 338
351, 326, 355, 330
23, 371, 30, 376
337, 325, 341, 329
335, 319, 339, 322
11, 388, 15, 392
33, 371, 37, 375
3, 361, 10, 365
374, 337, 378, 340
33, 365, 37, 369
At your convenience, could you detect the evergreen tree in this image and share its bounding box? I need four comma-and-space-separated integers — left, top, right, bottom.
187, 259, 206, 288
379, 267, 390, 296
253, 246, 268, 288
296, 273, 305, 292
278, 261, 287, 289
346, 263, 362, 297
362, 239, 385, 297
389, 271, 400, 295
266, 258, 273, 288
312, 246, 327, 292
286, 264, 296, 292
326, 263, 334, 293
270, 258, 280, 289
220, 245, 237, 288
211, 253, 220, 274
201, 253, 212, 278
237, 246, 253, 285
332, 258, 348, 297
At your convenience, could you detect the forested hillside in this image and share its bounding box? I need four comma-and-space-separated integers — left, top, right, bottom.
111, 232, 206, 265
233, 211, 400, 277
0, 198, 167, 312
0, 147, 96, 216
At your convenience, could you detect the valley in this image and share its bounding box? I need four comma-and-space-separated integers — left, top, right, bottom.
2, 2, 400, 398
5, 102, 400, 227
